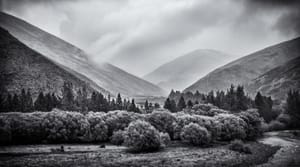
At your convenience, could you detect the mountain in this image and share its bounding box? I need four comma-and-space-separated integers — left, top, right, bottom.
247, 56, 300, 101
0, 12, 164, 97
143, 49, 232, 91
0, 27, 106, 97
184, 37, 300, 99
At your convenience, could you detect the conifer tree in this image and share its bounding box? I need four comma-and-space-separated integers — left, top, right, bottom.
34, 92, 46, 111
144, 100, 149, 110
61, 81, 75, 111
177, 96, 186, 111
116, 93, 122, 110
25, 89, 34, 112
187, 100, 193, 108
12, 93, 20, 112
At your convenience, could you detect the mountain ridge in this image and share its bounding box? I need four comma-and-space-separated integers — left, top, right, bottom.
144, 49, 233, 91
184, 36, 300, 100
0, 12, 165, 97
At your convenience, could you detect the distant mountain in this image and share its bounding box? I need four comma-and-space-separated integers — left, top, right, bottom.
184, 37, 300, 99
247, 56, 300, 101
0, 12, 164, 97
0, 27, 106, 97
144, 49, 232, 91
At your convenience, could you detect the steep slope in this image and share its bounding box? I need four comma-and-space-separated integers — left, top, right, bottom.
0, 27, 106, 98
0, 12, 164, 97
247, 56, 300, 101
184, 37, 300, 96
144, 49, 232, 91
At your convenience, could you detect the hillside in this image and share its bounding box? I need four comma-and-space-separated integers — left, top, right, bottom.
0, 12, 164, 97
0, 27, 106, 98
144, 49, 232, 91
184, 37, 300, 98
247, 56, 300, 101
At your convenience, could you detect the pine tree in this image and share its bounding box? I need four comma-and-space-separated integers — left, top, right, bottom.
177, 96, 186, 111
12, 93, 20, 112
52, 93, 60, 109
34, 92, 46, 111
154, 103, 160, 109
235, 85, 247, 111
25, 89, 34, 112
61, 81, 75, 111
144, 100, 149, 110
45, 93, 53, 111
286, 90, 300, 128
164, 98, 172, 111
19, 89, 27, 112
116, 93, 122, 110
187, 100, 193, 108
128, 99, 137, 112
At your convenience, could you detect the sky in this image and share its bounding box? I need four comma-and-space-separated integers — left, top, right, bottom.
1, 0, 299, 76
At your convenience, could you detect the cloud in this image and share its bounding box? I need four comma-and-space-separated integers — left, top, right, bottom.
1, 0, 299, 76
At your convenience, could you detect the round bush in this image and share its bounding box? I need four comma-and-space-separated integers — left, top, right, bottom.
87, 112, 108, 142
238, 109, 263, 140
146, 110, 176, 139
42, 110, 91, 143
215, 114, 247, 141
124, 120, 161, 152
104, 110, 143, 136
110, 130, 125, 145
160, 132, 171, 147
180, 123, 211, 146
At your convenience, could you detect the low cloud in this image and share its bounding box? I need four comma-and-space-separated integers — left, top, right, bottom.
1, 0, 299, 76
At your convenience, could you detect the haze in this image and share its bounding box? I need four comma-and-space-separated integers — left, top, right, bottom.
1, 0, 299, 76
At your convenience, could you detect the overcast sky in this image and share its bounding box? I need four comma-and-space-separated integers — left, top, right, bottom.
1, 0, 299, 76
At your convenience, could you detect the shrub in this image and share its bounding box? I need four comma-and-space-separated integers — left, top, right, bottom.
0, 115, 12, 145
215, 114, 247, 141
87, 112, 108, 142
238, 109, 263, 140
124, 120, 161, 152
160, 132, 171, 147
180, 123, 211, 146
110, 130, 125, 145
229, 140, 251, 154
8, 112, 46, 144
42, 110, 91, 143
192, 103, 218, 112
146, 110, 176, 139
173, 113, 220, 141
188, 108, 228, 117
266, 120, 286, 131
104, 110, 143, 136
276, 113, 291, 126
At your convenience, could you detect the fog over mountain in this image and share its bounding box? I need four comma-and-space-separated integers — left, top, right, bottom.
0, 12, 165, 97
144, 49, 233, 91
1, 0, 299, 76
184, 37, 300, 100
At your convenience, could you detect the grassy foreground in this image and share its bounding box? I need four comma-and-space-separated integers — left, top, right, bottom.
0, 142, 279, 167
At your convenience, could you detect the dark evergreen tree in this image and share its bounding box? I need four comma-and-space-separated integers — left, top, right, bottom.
34, 92, 47, 111
25, 89, 34, 112
128, 99, 137, 112
52, 93, 60, 108
61, 81, 75, 110
116, 93, 122, 110
11, 93, 20, 112
144, 100, 149, 110
285, 90, 300, 128
235, 85, 247, 111
154, 103, 160, 109
255, 92, 273, 122
177, 96, 186, 111
187, 100, 193, 108
164, 98, 172, 111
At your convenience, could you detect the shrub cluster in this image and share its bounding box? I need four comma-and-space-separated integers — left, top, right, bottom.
0, 106, 264, 149
146, 110, 176, 139
229, 140, 252, 154
124, 120, 161, 152
180, 123, 211, 146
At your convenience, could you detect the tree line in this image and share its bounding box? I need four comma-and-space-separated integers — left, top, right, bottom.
164, 84, 300, 125
0, 82, 140, 113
